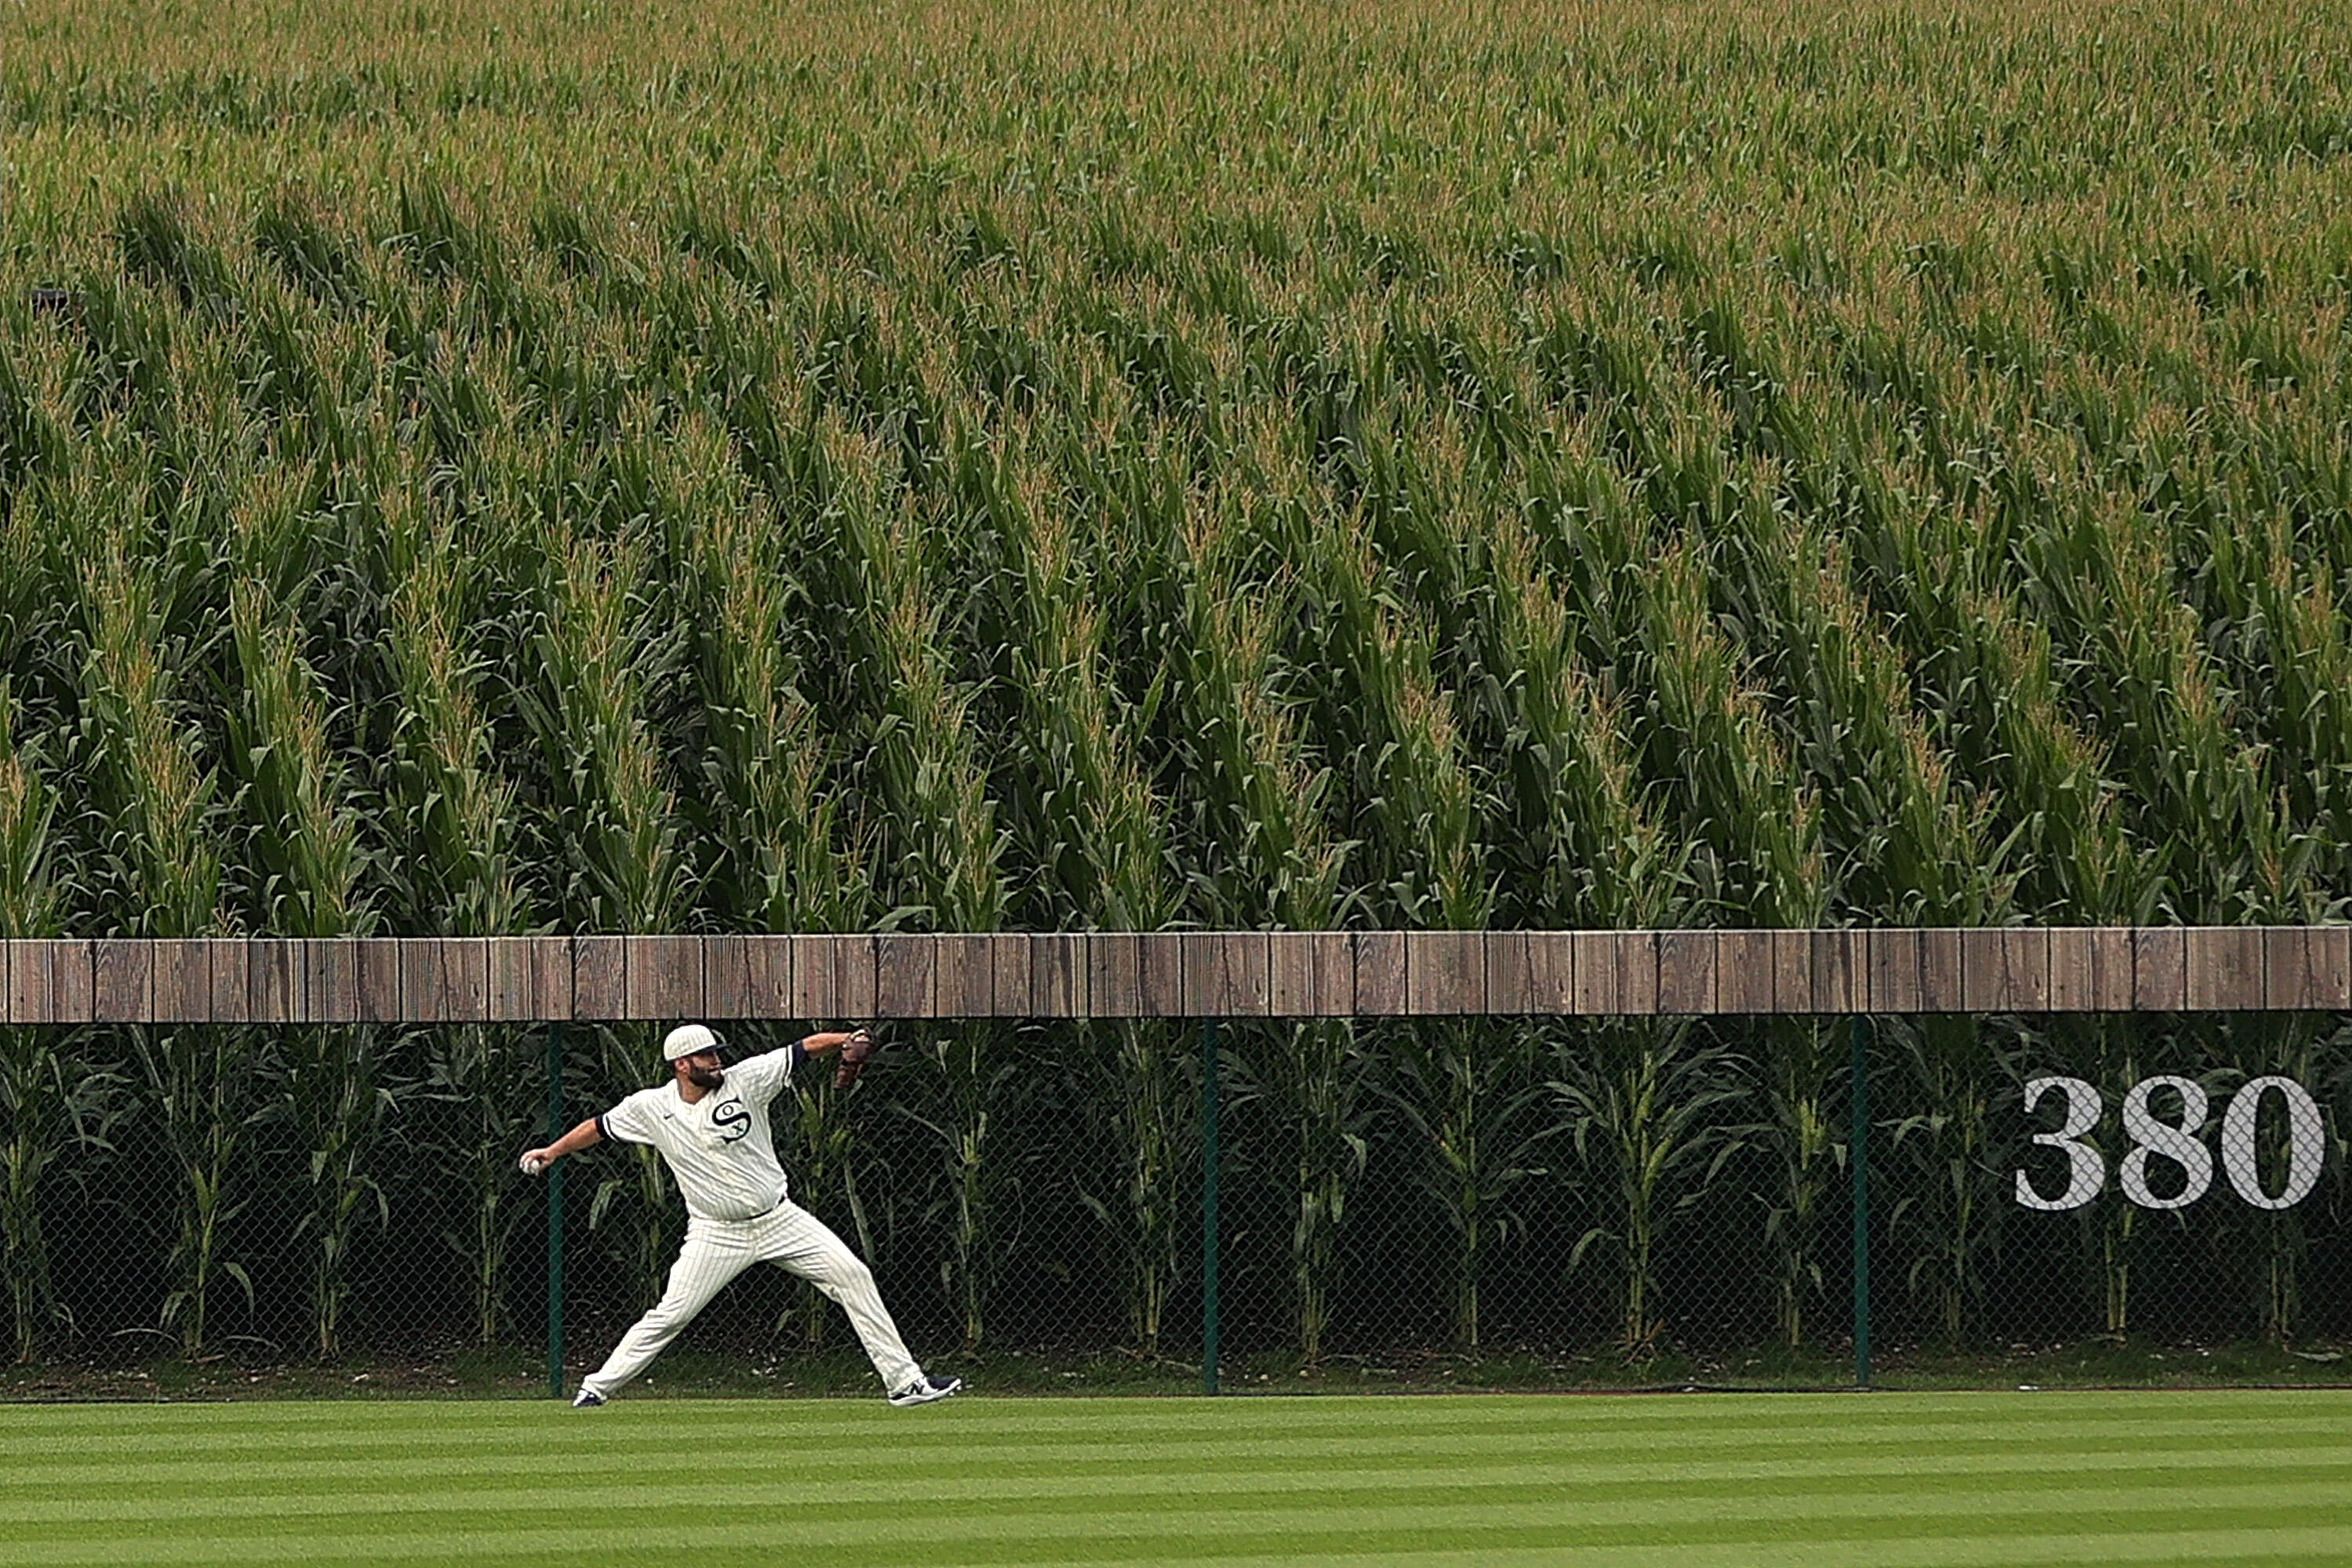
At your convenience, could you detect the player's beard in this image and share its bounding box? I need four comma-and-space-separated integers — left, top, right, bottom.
687, 1063, 725, 1091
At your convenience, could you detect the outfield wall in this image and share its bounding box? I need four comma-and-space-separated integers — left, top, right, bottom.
5, 930, 2348, 1389
0, 927, 2337, 1022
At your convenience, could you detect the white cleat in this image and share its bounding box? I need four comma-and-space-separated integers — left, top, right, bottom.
572, 1386, 607, 1408
887, 1374, 963, 1407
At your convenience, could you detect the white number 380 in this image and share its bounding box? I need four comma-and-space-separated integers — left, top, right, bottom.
2016, 1075, 2327, 1211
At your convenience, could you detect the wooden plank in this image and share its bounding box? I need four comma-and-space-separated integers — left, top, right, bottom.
1917, 930, 1965, 1013
42, 941, 93, 1024
93, 939, 153, 1023
53, 927, 2352, 1022
2084, 927, 2136, 1012
401, 938, 463, 1024
1716, 931, 1775, 1015
1180, 932, 1226, 1015
246, 938, 299, 1024
1265, 931, 1354, 1017
1182, 931, 1265, 1016
148, 939, 211, 1023
2267, 926, 2352, 1011
933, 932, 996, 1017
740, 935, 793, 1018
947, 932, 1000, 1015
1352, 931, 1406, 1017
572, 936, 624, 1020
1811, 930, 1858, 1014
294, 940, 343, 1025
1864, 928, 1922, 1014
2047, 928, 2132, 1013
1137, 934, 1187, 1017
205, 939, 249, 1022
2131, 927, 2187, 1011
440, 938, 488, 1022
1570, 931, 1627, 1015
1962, 927, 2049, 1012
399, 940, 443, 1025
1029, 933, 1087, 1018
1653, 929, 1712, 1014
2002, 927, 2051, 1011
1087, 933, 1142, 1018
6, 939, 52, 1025
2046, 928, 2092, 1014
530, 937, 575, 1022
1406, 931, 1485, 1015
787, 935, 836, 1019
302, 939, 360, 1023
702, 935, 753, 1019
486, 938, 537, 1022
874, 935, 939, 1019
987, 934, 1029, 1018
2187, 927, 2264, 1011
1267, 932, 1319, 1017
1617, 931, 1660, 1014
831, 935, 877, 1019
1956, 929, 2000, 1012
1484, 931, 1532, 1015
626, 936, 702, 1022
1769, 930, 1815, 1014
353, 938, 402, 1023
1226, 931, 1271, 1015
1523, 932, 1575, 1014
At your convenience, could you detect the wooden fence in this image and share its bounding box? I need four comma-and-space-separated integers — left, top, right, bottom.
0, 928, 2343, 1024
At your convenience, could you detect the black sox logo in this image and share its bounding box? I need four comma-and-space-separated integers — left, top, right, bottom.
710, 1100, 752, 1143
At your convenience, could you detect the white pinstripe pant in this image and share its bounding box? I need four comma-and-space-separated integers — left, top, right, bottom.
580, 1200, 923, 1398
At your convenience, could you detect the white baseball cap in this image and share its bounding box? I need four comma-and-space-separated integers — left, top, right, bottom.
661, 1023, 721, 1063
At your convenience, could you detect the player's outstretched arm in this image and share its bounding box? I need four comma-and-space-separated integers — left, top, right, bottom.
519, 1116, 602, 1176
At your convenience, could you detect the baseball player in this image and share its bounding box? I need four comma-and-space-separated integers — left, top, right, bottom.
519, 1022, 962, 1408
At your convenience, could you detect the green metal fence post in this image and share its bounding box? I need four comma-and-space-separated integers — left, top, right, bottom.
1201, 1017, 1220, 1396
1850, 1013, 1871, 1390
546, 1020, 566, 1401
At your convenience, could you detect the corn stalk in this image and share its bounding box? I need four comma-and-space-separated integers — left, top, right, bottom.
227, 520, 385, 1359
973, 429, 1188, 1356
1169, 459, 1354, 1363
521, 489, 690, 1308
0, 681, 118, 1362
70, 457, 249, 1355
828, 417, 1009, 1354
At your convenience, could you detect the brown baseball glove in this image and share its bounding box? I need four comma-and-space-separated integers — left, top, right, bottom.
834, 1027, 875, 1089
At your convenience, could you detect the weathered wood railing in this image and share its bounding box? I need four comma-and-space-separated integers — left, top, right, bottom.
0, 928, 2340, 1022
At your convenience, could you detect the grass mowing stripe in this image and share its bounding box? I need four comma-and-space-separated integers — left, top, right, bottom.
13, 1514, 2352, 1561
13, 1403, 2350, 1454
11, 1443, 2349, 1497
9, 1454, 2352, 1510
8, 1399, 2340, 1443
10, 1389, 2339, 1428
9, 1475, 2349, 1532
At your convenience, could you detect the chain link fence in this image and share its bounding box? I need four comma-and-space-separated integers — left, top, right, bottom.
7, 1010, 2352, 1393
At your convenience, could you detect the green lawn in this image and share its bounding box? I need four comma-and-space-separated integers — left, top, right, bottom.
2, 1392, 2347, 1566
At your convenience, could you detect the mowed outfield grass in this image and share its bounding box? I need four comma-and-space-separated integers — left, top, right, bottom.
2, 1392, 2350, 1566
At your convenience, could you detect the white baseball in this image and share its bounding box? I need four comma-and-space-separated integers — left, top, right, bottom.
520, 1153, 548, 1177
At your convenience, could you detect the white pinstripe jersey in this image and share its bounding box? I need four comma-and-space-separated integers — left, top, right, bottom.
598, 1045, 802, 1221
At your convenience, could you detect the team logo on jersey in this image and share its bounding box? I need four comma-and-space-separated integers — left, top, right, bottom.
710, 1100, 751, 1142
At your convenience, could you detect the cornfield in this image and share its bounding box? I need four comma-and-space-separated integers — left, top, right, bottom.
3, 0, 2352, 1376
